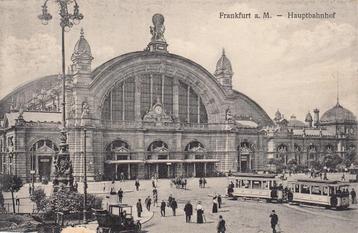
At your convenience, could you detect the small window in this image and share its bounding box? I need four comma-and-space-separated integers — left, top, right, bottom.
311, 186, 322, 195
323, 186, 329, 195
295, 184, 300, 193
301, 184, 310, 194
252, 181, 261, 189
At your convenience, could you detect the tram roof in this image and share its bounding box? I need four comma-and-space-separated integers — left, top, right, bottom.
291, 179, 350, 186
231, 173, 277, 179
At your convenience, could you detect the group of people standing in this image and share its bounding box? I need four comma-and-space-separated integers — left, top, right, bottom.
199, 177, 207, 188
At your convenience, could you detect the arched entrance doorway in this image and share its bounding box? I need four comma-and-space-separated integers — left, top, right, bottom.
30, 140, 58, 182
104, 140, 138, 180
184, 141, 209, 177
146, 141, 170, 178
237, 141, 254, 172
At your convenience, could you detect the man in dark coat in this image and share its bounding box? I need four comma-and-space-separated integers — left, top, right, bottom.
217, 215, 226, 233
218, 195, 222, 208
135, 179, 140, 191
184, 201, 193, 223
117, 188, 123, 203
269, 210, 278, 233
171, 198, 178, 216
351, 188, 357, 204
136, 199, 142, 218
160, 200, 166, 217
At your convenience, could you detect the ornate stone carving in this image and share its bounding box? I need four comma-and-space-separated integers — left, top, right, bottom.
81, 101, 90, 118
150, 14, 166, 42
143, 97, 173, 123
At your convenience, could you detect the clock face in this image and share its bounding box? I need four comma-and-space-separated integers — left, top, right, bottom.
154, 105, 162, 114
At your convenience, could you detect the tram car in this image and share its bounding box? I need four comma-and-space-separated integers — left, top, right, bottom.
93, 204, 141, 233
228, 173, 284, 202
287, 179, 350, 209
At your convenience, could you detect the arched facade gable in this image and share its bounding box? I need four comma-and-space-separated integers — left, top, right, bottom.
184, 140, 206, 151
27, 136, 60, 151
89, 52, 227, 124
104, 139, 131, 152
146, 139, 170, 151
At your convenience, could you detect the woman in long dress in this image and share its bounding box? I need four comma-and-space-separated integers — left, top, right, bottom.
212, 197, 218, 213
196, 202, 204, 223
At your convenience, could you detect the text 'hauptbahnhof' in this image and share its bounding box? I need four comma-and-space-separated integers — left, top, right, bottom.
0, 14, 356, 182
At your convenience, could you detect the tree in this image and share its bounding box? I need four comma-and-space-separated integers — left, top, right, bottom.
30, 188, 48, 213
0, 190, 4, 212
0, 174, 23, 213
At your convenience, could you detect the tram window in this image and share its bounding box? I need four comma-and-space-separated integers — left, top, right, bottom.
294, 184, 299, 193
252, 181, 261, 189
301, 185, 310, 194
263, 181, 268, 189
329, 187, 335, 195
311, 186, 321, 195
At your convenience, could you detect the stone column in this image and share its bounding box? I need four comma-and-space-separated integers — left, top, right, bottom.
173, 77, 179, 120
193, 163, 196, 177
134, 76, 142, 121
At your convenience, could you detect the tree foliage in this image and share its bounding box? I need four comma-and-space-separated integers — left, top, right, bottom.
0, 174, 23, 193
38, 189, 102, 215
30, 188, 48, 213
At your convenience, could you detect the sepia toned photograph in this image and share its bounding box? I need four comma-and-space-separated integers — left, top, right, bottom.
0, 0, 357, 232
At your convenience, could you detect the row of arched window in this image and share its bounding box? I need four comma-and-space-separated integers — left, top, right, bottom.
101, 75, 208, 123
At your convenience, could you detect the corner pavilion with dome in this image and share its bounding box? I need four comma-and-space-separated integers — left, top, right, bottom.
0, 14, 356, 182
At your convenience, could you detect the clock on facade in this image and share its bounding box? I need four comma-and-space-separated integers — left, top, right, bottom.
154, 105, 163, 114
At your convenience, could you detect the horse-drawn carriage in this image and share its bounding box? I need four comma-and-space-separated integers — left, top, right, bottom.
93, 204, 141, 233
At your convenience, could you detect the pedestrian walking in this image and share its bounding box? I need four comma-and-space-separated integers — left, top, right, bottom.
151, 176, 155, 188
153, 189, 158, 207
168, 194, 173, 208
341, 173, 346, 181
184, 201, 193, 223
184, 179, 187, 190
135, 179, 140, 191
199, 178, 203, 188
136, 199, 142, 218
29, 185, 32, 195
171, 198, 178, 216
103, 183, 106, 192
160, 200, 166, 217
203, 178, 207, 188
120, 172, 125, 182
117, 188, 123, 203
269, 210, 279, 233
217, 215, 226, 233
145, 196, 152, 211
218, 195, 222, 208
196, 201, 204, 224
212, 196, 218, 213
351, 188, 357, 204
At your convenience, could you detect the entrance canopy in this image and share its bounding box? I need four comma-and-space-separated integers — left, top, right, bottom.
105, 160, 144, 164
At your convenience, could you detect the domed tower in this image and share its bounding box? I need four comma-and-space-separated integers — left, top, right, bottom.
71, 28, 94, 77
214, 49, 233, 91
320, 102, 357, 135
274, 109, 282, 123
305, 112, 313, 128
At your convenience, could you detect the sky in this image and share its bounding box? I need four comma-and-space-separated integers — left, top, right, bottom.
0, 0, 357, 121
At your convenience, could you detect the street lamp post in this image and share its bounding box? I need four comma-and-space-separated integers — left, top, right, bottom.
83, 128, 87, 223
38, 0, 83, 191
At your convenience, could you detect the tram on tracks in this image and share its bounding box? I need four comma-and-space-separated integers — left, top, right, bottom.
228, 173, 284, 202
287, 179, 350, 209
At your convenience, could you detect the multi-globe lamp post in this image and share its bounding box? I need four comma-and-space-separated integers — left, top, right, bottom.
38, 0, 84, 191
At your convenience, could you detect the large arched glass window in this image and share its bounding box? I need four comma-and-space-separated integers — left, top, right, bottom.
179, 81, 207, 123
101, 74, 208, 124
102, 77, 135, 121
140, 74, 174, 117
